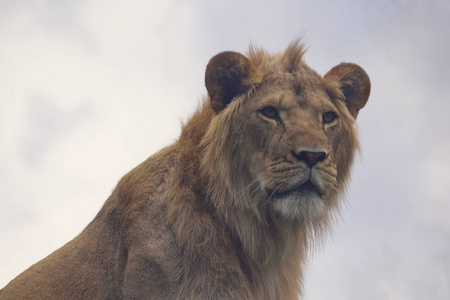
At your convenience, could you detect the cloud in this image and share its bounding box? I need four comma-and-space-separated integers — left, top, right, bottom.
19, 96, 92, 166
0, 0, 200, 286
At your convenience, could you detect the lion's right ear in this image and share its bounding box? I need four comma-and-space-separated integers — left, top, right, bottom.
205, 51, 259, 113
324, 63, 371, 119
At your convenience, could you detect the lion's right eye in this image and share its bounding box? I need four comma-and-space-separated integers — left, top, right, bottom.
260, 106, 279, 119
322, 111, 338, 124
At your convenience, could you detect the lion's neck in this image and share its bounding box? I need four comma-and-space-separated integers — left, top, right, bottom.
219, 203, 306, 299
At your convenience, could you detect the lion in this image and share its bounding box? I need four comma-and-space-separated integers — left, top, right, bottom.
0, 40, 370, 299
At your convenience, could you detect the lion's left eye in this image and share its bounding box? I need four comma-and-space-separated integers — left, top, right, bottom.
323, 111, 338, 124
260, 106, 279, 119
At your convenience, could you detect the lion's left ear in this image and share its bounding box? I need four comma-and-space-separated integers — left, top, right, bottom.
205, 51, 260, 113
324, 63, 371, 119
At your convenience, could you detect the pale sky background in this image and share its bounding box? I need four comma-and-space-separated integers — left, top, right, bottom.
1, 0, 449, 299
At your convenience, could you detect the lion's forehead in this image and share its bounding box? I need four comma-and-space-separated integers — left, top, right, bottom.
260, 67, 328, 99
254, 75, 332, 113
262, 62, 323, 86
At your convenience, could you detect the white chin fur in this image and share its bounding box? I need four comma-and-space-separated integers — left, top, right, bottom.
271, 192, 325, 221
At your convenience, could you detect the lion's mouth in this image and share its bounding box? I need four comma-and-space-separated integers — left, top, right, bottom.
266, 181, 322, 200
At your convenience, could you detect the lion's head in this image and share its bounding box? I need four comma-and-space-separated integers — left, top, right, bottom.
201, 41, 370, 224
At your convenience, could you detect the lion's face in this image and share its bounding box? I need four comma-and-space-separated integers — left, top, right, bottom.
239, 82, 340, 220
203, 43, 370, 222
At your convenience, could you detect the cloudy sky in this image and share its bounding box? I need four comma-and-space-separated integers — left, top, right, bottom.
1, 0, 449, 298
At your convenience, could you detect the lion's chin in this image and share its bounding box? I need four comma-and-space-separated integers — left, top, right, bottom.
268, 183, 325, 221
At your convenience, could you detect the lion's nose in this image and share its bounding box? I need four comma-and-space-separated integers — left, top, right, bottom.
291, 150, 328, 167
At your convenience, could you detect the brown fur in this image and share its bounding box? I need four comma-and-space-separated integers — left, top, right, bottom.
0, 40, 370, 299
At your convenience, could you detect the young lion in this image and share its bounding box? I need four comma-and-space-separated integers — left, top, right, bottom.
1, 41, 370, 299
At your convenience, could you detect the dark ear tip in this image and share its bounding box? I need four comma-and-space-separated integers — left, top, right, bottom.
205, 52, 247, 86
347, 63, 371, 92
